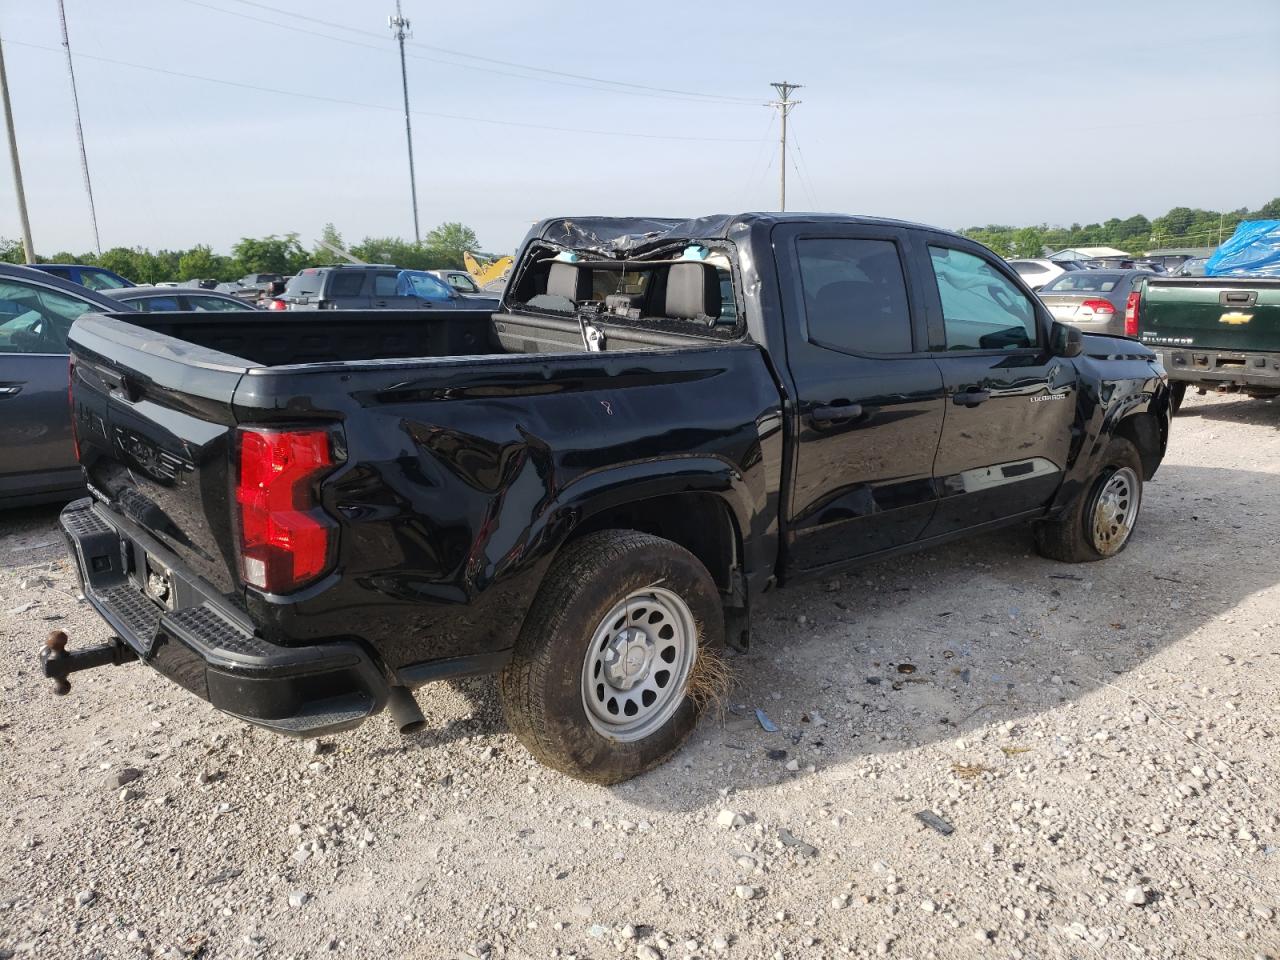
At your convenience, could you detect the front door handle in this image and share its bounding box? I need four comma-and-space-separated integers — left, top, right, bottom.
810, 402, 863, 422
0, 383, 23, 398
952, 389, 991, 407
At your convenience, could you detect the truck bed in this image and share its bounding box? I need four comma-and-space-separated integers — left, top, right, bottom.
90, 308, 711, 369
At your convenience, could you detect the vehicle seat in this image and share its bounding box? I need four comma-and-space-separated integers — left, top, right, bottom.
527, 262, 593, 312
664, 262, 721, 321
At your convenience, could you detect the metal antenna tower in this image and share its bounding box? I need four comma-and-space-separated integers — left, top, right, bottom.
767, 81, 802, 212
389, 1, 421, 243
57, 0, 101, 255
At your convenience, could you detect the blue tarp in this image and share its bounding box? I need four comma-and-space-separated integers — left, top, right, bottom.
1204, 220, 1280, 277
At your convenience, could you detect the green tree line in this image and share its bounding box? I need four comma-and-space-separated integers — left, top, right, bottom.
0, 221, 481, 284
962, 197, 1280, 259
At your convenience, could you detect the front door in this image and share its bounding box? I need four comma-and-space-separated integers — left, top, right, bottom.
0, 277, 98, 499
775, 225, 946, 573
915, 241, 1079, 538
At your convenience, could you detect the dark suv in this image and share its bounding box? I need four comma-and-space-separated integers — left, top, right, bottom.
276, 265, 498, 311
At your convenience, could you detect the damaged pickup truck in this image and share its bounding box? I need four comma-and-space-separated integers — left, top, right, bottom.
47, 213, 1172, 783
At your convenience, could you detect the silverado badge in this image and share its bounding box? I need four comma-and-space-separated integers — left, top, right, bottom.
1219, 312, 1253, 325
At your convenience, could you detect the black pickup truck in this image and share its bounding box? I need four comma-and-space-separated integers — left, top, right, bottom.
47, 213, 1172, 783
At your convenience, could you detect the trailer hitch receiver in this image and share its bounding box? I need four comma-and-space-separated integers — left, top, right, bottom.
40, 630, 137, 695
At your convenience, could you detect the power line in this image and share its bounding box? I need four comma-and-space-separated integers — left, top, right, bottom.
7, 39, 766, 144
56, 0, 101, 255
787, 117, 820, 210
388, 1, 419, 243
222, 0, 759, 104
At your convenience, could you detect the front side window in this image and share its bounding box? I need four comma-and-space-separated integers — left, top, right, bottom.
0, 280, 97, 353
79, 269, 129, 290
398, 271, 453, 299
446, 273, 478, 292
797, 237, 913, 354
928, 246, 1038, 350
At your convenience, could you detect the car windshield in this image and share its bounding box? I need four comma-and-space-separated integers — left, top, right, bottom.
79, 269, 130, 291
1042, 272, 1123, 293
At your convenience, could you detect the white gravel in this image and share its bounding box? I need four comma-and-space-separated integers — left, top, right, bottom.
1, 391, 1278, 959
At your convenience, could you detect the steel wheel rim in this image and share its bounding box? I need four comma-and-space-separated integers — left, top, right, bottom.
1090, 466, 1140, 555
581, 587, 698, 742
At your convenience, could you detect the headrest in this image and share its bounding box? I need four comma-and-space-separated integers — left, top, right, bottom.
546, 262, 592, 302
665, 262, 722, 321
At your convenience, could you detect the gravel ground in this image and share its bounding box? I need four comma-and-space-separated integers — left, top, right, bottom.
2, 391, 1278, 960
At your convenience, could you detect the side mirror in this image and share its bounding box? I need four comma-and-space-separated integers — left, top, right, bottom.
1051, 320, 1084, 358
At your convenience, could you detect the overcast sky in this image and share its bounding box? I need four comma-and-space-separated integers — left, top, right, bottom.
2, 0, 1278, 256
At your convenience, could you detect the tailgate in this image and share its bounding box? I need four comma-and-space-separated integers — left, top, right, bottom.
1141, 278, 1280, 352
68, 314, 250, 596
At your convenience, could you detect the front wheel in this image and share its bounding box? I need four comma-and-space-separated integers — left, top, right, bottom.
1034, 438, 1144, 563
498, 530, 724, 784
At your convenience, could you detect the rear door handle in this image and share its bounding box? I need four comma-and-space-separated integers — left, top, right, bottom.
810, 402, 863, 422
373, 300, 388, 307
0, 383, 23, 397
952, 389, 991, 407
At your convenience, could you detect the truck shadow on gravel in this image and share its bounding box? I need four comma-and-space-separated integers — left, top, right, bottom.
396, 463, 1278, 811
1175, 396, 1279, 425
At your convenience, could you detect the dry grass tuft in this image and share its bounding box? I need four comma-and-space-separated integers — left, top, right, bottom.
951, 762, 995, 780
685, 642, 734, 721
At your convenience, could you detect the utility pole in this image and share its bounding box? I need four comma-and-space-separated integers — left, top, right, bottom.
389, 1, 421, 244
767, 81, 802, 212
57, 0, 100, 255
0, 33, 35, 263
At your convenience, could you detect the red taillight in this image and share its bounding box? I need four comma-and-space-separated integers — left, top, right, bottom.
235, 428, 335, 593
267, 298, 287, 311
1124, 292, 1140, 336
1080, 298, 1116, 315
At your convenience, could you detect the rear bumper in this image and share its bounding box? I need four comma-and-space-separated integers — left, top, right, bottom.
1155, 347, 1280, 391
59, 498, 388, 736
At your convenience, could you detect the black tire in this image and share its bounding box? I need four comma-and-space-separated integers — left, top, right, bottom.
498, 530, 724, 785
1034, 438, 1144, 563
1169, 382, 1187, 415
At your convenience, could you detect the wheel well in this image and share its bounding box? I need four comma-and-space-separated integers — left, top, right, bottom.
568, 493, 739, 594
1113, 412, 1165, 480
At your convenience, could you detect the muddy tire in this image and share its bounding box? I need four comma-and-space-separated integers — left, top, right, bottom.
498, 530, 724, 784
1169, 382, 1187, 415
1034, 438, 1144, 563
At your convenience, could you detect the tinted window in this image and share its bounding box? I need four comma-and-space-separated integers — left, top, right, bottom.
797, 238, 913, 354
1042, 273, 1122, 293
328, 272, 365, 298
928, 246, 1037, 351
373, 273, 400, 298
138, 295, 181, 312
0, 280, 97, 353
187, 295, 246, 312
285, 270, 324, 298
445, 273, 478, 292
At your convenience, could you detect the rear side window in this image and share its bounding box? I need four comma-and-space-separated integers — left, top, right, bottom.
372, 273, 399, 297
139, 296, 181, 312
928, 246, 1037, 351
187, 295, 245, 312
79, 269, 129, 290
328, 272, 365, 298
797, 238, 913, 354
1012, 262, 1047, 276
1042, 273, 1121, 293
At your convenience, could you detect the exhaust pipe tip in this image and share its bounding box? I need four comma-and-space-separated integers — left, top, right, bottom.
386, 685, 427, 734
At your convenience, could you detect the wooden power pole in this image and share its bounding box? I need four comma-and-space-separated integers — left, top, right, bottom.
0, 33, 36, 263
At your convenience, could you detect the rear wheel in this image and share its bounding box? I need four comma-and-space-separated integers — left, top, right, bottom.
1034, 438, 1143, 563
498, 530, 723, 784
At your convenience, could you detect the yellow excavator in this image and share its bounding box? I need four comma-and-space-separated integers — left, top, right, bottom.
464, 251, 513, 288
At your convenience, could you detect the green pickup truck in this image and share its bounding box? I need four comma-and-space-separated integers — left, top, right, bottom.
1136, 276, 1280, 410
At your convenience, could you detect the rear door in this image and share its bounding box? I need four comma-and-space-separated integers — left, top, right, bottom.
370, 270, 417, 309
0, 276, 101, 499
916, 240, 1079, 538
324, 270, 372, 309
774, 223, 945, 572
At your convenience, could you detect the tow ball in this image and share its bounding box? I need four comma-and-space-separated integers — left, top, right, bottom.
40, 630, 137, 695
